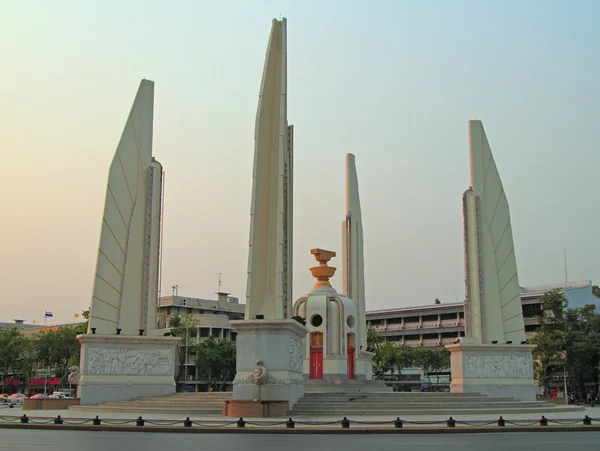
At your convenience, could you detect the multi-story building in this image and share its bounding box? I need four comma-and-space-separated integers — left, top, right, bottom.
366, 281, 599, 348
156, 292, 245, 390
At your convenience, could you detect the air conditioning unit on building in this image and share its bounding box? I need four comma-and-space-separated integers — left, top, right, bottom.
455, 321, 460, 326
417, 324, 422, 329
435, 341, 441, 346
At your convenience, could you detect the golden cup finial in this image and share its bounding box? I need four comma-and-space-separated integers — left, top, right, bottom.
309, 248, 337, 288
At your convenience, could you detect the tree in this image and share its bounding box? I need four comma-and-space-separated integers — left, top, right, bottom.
593, 285, 599, 299
532, 288, 600, 398
167, 314, 197, 385
366, 324, 385, 352
36, 326, 81, 379
193, 336, 236, 391
412, 348, 450, 388
0, 329, 31, 392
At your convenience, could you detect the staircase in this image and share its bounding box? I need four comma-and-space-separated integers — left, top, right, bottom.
289, 392, 584, 416
70, 392, 231, 415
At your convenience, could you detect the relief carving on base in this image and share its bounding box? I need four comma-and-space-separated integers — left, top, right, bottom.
288, 337, 304, 373
464, 353, 533, 379
86, 348, 173, 376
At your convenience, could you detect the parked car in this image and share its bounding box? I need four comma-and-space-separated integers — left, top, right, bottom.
30, 394, 48, 399
7, 394, 27, 404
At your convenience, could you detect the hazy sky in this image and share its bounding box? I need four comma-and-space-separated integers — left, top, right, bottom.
1, 0, 598, 324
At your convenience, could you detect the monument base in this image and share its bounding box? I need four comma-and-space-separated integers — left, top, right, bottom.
446, 341, 537, 401
228, 319, 308, 417
76, 334, 180, 406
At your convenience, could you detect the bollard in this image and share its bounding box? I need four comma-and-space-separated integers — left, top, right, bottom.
286, 418, 295, 429
54, 415, 64, 425
394, 417, 403, 428
9, 404, 14, 409
184, 417, 193, 428
93, 416, 101, 426
583, 415, 592, 426
341, 417, 350, 429
497, 416, 505, 427
237, 417, 245, 428
447, 417, 456, 428
20, 414, 28, 424
539, 416, 548, 426
136, 416, 145, 427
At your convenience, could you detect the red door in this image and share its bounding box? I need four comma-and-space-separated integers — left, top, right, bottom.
347, 347, 355, 380
310, 348, 323, 379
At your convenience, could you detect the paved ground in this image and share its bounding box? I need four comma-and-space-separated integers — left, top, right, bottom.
1, 430, 600, 450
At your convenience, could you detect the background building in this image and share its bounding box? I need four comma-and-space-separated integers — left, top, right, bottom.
366, 281, 599, 347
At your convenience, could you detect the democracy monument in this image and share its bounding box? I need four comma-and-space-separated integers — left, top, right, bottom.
76, 80, 179, 405
445, 121, 537, 401
74, 16, 545, 413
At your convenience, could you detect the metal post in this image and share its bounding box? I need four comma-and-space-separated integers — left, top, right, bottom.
564, 363, 568, 403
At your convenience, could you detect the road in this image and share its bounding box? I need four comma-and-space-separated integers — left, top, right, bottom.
1, 430, 599, 451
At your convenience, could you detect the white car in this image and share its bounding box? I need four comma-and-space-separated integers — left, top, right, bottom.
7, 394, 27, 404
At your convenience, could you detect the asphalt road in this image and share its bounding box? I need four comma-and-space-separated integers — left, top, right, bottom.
1, 430, 599, 451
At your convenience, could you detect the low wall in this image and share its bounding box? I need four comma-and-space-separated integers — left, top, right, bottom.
22, 398, 80, 410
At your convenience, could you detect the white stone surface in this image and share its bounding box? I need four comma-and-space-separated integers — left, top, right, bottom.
231, 320, 307, 409
342, 153, 368, 355
245, 17, 293, 321
446, 343, 537, 401
463, 120, 526, 345
88, 79, 163, 336
77, 334, 180, 405
294, 287, 364, 381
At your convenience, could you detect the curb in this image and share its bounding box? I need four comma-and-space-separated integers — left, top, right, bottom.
1, 423, 600, 434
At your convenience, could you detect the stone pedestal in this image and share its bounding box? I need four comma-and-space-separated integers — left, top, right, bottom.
77, 334, 180, 406
357, 350, 375, 381
226, 319, 308, 417
446, 341, 537, 401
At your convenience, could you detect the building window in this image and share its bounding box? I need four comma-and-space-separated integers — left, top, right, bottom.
441, 332, 459, 338
404, 316, 419, 323
459, 312, 465, 318
199, 328, 209, 338
311, 314, 324, 327
422, 315, 437, 322
211, 328, 220, 337
441, 313, 456, 321
231, 332, 237, 342
422, 333, 437, 340
525, 324, 541, 332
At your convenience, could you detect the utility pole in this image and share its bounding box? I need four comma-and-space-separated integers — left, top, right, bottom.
217, 273, 223, 292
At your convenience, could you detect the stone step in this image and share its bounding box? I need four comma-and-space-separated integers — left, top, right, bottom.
288, 406, 584, 416
292, 404, 556, 411
299, 396, 516, 402
293, 402, 552, 408
70, 405, 223, 414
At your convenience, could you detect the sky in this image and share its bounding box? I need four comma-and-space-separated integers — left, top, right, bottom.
1, 0, 599, 325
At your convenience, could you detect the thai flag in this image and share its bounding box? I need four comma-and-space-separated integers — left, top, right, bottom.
45, 312, 54, 318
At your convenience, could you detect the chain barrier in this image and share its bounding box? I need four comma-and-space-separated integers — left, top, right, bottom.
0, 414, 597, 430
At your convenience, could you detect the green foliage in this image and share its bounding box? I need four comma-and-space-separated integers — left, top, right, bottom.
369, 327, 449, 387
193, 336, 236, 391
593, 285, 600, 299
168, 314, 197, 384
532, 288, 600, 397
367, 324, 385, 352
36, 326, 81, 378
412, 348, 451, 387
0, 329, 33, 392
